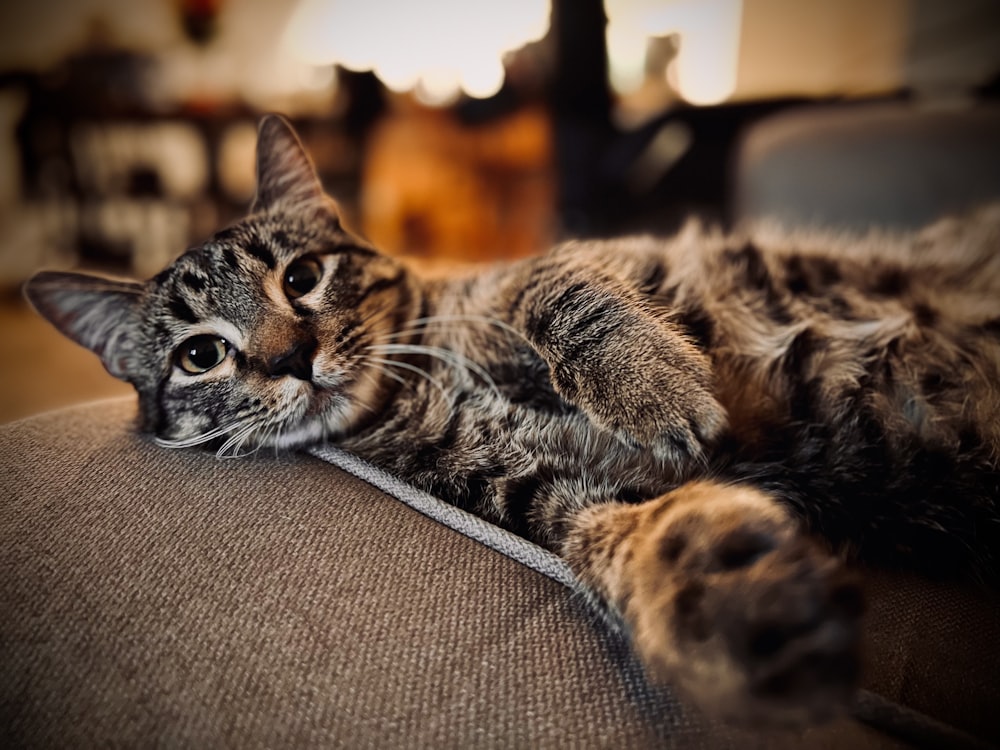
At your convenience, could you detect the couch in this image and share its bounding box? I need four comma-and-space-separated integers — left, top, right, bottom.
2, 397, 998, 748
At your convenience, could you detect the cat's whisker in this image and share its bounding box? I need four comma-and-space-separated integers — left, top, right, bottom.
154, 418, 254, 450
374, 314, 526, 349
354, 370, 392, 415
352, 398, 379, 417
249, 422, 280, 457
364, 355, 454, 410
368, 356, 453, 407
381, 369, 409, 388
402, 314, 525, 342
216, 433, 242, 459
362, 305, 404, 331
367, 343, 502, 400
217, 420, 263, 459
361, 363, 413, 404
272, 423, 283, 458
359, 306, 412, 346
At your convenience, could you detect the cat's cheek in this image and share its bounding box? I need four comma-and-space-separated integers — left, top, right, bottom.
268, 377, 314, 412
157, 409, 215, 443
311, 374, 349, 395
309, 351, 344, 385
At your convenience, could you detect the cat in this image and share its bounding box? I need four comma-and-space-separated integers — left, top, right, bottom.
25, 114, 1000, 726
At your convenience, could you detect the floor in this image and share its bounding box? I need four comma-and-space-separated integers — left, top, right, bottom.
0, 293, 132, 424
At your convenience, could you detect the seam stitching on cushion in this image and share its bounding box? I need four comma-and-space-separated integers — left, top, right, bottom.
307, 444, 579, 590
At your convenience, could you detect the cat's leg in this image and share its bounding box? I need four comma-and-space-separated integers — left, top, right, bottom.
561, 479, 863, 725
500, 260, 727, 464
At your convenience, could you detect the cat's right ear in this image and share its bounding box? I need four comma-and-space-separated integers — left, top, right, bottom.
24, 271, 144, 381
251, 114, 336, 219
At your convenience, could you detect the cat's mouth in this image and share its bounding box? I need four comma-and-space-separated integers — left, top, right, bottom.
281, 363, 383, 439
302, 385, 336, 418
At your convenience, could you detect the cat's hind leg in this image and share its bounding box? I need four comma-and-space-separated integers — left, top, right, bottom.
562, 480, 863, 725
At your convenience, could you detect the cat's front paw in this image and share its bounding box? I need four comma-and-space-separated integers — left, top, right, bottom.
620, 357, 728, 465
552, 321, 727, 463
629, 483, 863, 725
565, 482, 863, 726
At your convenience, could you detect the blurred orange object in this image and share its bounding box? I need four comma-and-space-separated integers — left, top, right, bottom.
361, 104, 554, 265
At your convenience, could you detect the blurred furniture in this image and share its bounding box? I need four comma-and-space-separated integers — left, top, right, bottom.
733, 100, 1000, 231
5, 47, 364, 281
12, 105, 359, 278
361, 105, 554, 263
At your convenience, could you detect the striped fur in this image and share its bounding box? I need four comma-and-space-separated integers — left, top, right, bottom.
26, 115, 1000, 725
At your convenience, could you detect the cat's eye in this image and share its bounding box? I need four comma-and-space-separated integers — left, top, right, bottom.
283, 257, 323, 299
176, 335, 229, 374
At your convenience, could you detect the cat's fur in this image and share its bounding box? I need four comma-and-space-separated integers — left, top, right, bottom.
26, 115, 1000, 725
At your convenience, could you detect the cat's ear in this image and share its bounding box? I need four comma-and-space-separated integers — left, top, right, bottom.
24, 271, 144, 381
250, 114, 334, 218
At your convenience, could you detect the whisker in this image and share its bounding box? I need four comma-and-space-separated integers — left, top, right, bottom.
367, 343, 501, 399
359, 305, 409, 344
217, 421, 261, 459
365, 355, 453, 409
378, 368, 409, 390
373, 314, 526, 353
362, 305, 402, 330
356, 369, 399, 410
266, 424, 284, 455
402, 313, 525, 342
154, 418, 251, 449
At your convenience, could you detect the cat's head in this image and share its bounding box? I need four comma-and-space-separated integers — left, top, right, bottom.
25, 115, 419, 453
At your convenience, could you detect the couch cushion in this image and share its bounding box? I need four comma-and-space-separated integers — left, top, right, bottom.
0, 398, 988, 748
734, 102, 1000, 232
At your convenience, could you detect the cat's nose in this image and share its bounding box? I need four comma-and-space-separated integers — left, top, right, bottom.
267, 335, 318, 381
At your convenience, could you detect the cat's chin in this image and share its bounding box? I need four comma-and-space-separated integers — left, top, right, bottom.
268, 386, 372, 450
269, 419, 329, 450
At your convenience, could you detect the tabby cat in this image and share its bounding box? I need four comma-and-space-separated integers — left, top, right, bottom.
26, 115, 1000, 725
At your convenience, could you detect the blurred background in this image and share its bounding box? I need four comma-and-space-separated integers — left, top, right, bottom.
1, 0, 999, 421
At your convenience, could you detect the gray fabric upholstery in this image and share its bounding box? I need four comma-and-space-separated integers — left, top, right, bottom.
861, 572, 1000, 745
308, 443, 579, 590
0, 398, 995, 748
734, 102, 1000, 232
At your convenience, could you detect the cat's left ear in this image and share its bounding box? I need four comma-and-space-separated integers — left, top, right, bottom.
24, 271, 144, 381
250, 114, 337, 219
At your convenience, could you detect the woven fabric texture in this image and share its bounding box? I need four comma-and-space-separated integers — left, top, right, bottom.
307, 445, 1000, 749
308, 443, 579, 590
0, 398, 985, 748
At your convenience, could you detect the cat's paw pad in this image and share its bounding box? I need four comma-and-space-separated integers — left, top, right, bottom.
628, 485, 862, 725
